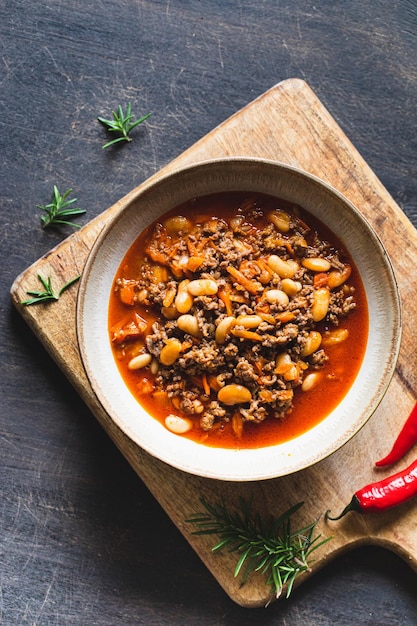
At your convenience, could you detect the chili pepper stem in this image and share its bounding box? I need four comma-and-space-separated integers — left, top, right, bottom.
325, 495, 362, 521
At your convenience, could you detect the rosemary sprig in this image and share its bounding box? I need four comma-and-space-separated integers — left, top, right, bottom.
21, 273, 80, 306
37, 186, 86, 229
98, 103, 152, 148
187, 497, 330, 600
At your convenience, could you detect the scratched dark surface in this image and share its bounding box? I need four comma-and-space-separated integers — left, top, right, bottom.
2, 1, 417, 624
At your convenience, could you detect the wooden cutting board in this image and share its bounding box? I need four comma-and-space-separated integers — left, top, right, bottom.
10, 79, 417, 608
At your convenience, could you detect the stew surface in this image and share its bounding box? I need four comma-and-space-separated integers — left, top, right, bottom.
109, 192, 368, 449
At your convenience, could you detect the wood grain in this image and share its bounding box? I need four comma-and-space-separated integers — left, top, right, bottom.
10, 78, 417, 608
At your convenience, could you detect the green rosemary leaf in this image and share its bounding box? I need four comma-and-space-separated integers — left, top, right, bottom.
58, 274, 81, 296
98, 103, 151, 148
212, 537, 233, 552
284, 574, 296, 598
234, 545, 253, 577
187, 497, 331, 600
37, 186, 85, 229
127, 112, 153, 131
21, 273, 80, 306
254, 553, 270, 573
101, 136, 129, 149
39, 274, 53, 293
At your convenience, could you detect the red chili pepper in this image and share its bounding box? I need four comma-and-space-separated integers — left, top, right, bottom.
325, 457, 417, 520
375, 401, 417, 467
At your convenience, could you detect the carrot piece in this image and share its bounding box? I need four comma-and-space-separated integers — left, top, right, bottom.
167, 242, 182, 259
226, 266, 262, 294
196, 236, 210, 252
275, 362, 295, 375
314, 272, 329, 289
202, 373, 211, 396
145, 245, 169, 265
186, 238, 199, 256
275, 311, 296, 323
208, 375, 222, 392
255, 258, 273, 283
111, 312, 147, 343
187, 256, 205, 272
218, 286, 233, 316
231, 412, 244, 439
284, 242, 295, 256
257, 312, 276, 325
119, 282, 136, 306
136, 378, 155, 396
254, 360, 264, 374
231, 329, 264, 341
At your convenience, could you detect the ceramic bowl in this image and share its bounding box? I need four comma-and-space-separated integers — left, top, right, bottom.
76, 158, 401, 481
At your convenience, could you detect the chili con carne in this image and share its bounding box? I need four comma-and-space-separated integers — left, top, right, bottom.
375, 401, 417, 467
109, 191, 369, 449
325, 457, 417, 520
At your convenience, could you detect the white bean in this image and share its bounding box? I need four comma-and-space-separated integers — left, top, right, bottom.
301, 372, 322, 392
162, 285, 177, 308
268, 254, 298, 278
322, 328, 349, 346
236, 314, 263, 328
163, 215, 193, 234
161, 306, 179, 320
187, 279, 218, 296
302, 257, 331, 272
328, 265, 352, 289
160, 338, 182, 365
165, 414, 192, 434
215, 316, 236, 344
177, 314, 201, 337
265, 289, 290, 306
311, 288, 330, 322
137, 289, 148, 303
128, 353, 152, 370
280, 278, 302, 296
275, 352, 292, 370
218, 384, 252, 405
175, 280, 194, 313
267, 210, 291, 232
287, 259, 300, 273
301, 331, 322, 356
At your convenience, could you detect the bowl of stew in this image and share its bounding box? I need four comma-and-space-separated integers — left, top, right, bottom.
77, 158, 401, 481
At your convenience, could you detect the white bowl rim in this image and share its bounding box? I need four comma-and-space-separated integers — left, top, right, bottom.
76, 157, 402, 481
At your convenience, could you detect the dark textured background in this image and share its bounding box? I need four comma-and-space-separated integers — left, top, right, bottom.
1, 1, 417, 624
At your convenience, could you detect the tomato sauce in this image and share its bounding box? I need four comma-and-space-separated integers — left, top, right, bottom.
108, 192, 369, 449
